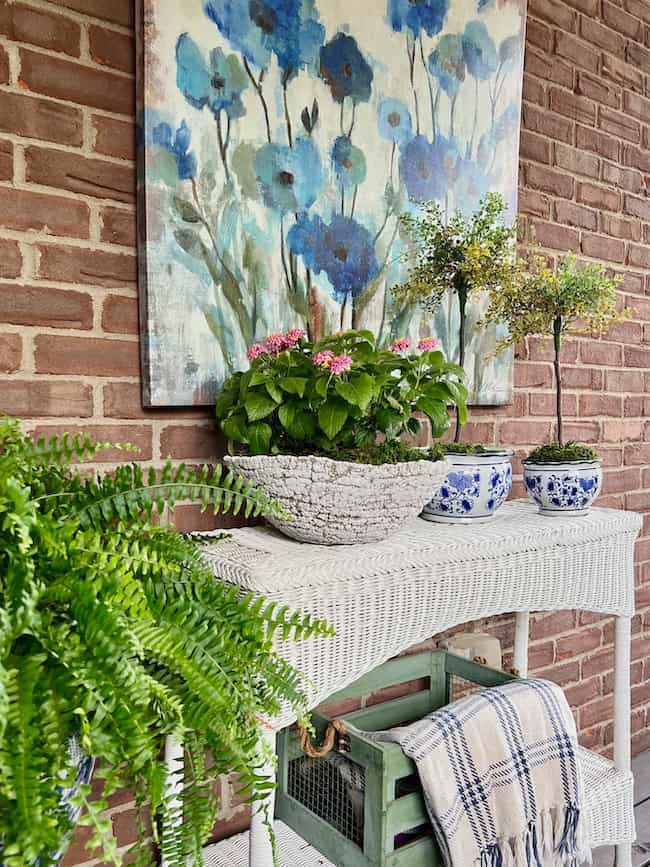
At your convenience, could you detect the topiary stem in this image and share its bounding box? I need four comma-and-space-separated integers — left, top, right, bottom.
454, 286, 467, 443
553, 315, 563, 447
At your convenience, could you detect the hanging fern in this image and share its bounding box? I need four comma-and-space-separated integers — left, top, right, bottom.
0, 416, 332, 866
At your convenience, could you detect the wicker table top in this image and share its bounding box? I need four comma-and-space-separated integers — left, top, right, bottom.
201, 500, 642, 727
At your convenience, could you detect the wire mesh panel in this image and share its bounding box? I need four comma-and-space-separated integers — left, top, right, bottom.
287, 753, 366, 847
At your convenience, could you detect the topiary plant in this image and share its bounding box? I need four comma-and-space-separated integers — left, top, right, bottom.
483, 253, 629, 456
0, 417, 331, 867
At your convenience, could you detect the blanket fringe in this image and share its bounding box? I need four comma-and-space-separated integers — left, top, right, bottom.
480, 806, 591, 867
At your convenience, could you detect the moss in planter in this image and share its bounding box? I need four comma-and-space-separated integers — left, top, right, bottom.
527, 442, 598, 463
444, 442, 490, 455
317, 441, 447, 466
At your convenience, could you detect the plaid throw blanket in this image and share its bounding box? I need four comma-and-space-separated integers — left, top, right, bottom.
372, 679, 590, 867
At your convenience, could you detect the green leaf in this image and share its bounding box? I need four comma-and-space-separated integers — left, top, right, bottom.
244, 392, 277, 422
416, 397, 451, 437
266, 380, 283, 403
173, 196, 201, 223
318, 399, 349, 440
279, 377, 308, 397
221, 413, 248, 444
247, 422, 272, 455
375, 407, 403, 438
334, 379, 360, 406
278, 403, 296, 431
314, 376, 329, 399
353, 373, 374, 411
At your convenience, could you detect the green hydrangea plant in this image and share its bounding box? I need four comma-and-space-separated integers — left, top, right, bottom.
0, 418, 331, 867
483, 253, 629, 457
216, 328, 467, 458
394, 193, 520, 442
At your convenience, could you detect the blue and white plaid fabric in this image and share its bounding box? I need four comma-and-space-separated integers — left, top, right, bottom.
373, 679, 590, 867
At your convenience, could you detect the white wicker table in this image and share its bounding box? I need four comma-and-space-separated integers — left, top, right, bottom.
192, 500, 642, 867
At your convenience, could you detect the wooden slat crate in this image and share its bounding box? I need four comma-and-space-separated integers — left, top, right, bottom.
276, 650, 515, 867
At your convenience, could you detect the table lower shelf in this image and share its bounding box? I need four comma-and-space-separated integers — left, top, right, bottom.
203, 748, 633, 866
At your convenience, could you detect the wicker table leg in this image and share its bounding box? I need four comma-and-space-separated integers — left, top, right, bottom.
249, 727, 277, 867
614, 615, 633, 867
513, 611, 530, 677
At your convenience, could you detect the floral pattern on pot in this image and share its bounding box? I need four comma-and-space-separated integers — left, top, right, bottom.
523, 461, 602, 516
422, 452, 512, 523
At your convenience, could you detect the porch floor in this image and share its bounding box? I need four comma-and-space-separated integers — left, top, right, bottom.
593, 751, 650, 867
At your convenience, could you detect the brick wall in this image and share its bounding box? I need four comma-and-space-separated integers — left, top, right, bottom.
0, 0, 648, 860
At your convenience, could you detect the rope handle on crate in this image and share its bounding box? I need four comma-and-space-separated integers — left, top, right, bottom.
298, 719, 348, 758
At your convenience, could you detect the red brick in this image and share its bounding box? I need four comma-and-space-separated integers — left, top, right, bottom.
536, 661, 581, 686
554, 32, 599, 72
92, 115, 135, 161
562, 420, 601, 442
0, 380, 93, 417
171, 502, 245, 533
34, 335, 140, 376
629, 244, 650, 269
626, 490, 650, 511
102, 381, 212, 421
578, 394, 622, 417
100, 206, 136, 247
624, 0, 650, 22
522, 73, 546, 107
529, 0, 577, 30
530, 220, 580, 250
599, 106, 641, 144
0, 139, 12, 180
525, 18, 552, 52
623, 143, 650, 173
625, 42, 650, 79
623, 91, 650, 123
554, 201, 598, 230
0, 333, 21, 373
0, 4, 80, 57
549, 87, 596, 126
576, 71, 621, 109
32, 423, 151, 462
498, 419, 551, 445
528, 336, 578, 363
525, 49, 573, 89
602, 0, 644, 40
581, 233, 626, 263
0, 44, 9, 84
600, 214, 641, 242
0, 91, 83, 146
580, 342, 622, 365
557, 626, 602, 660
602, 162, 645, 195
0, 283, 92, 329
25, 146, 134, 203
528, 641, 555, 670
625, 346, 650, 368
518, 189, 551, 219
523, 103, 574, 144
580, 16, 626, 56
520, 130, 551, 164
160, 425, 219, 460
554, 143, 599, 179
602, 467, 641, 494
514, 362, 552, 388
576, 182, 620, 213
0, 239, 22, 279
565, 677, 601, 709
89, 24, 134, 74
562, 366, 603, 389
56, 0, 133, 27
18, 48, 134, 116
582, 647, 613, 680
623, 194, 650, 221
579, 695, 614, 729
37, 244, 137, 288
0, 187, 89, 238
606, 369, 644, 392
576, 124, 620, 162
525, 164, 574, 198
102, 294, 138, 334
529, 392, 577, 416
625, 444, 650, 465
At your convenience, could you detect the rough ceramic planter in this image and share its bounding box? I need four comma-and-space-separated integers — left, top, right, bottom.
225, 453, 450, 545
421, 451, 513, 524
523, 459, 602, 517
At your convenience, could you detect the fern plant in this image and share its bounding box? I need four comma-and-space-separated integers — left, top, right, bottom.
0, 417, 331, 867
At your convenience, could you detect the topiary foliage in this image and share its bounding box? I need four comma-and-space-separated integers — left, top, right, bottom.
0, 417, 332, 867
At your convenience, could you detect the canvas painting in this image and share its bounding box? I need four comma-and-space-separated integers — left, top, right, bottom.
138, 0, 526, 406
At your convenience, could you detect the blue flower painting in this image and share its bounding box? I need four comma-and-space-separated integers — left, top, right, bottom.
139, 0, 526, 406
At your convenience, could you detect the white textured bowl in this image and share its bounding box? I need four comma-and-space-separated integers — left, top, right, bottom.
225, 453, 451, 545
523, 460, 602, 517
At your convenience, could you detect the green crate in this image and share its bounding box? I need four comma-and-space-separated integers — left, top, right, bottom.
276, 650, 515, 867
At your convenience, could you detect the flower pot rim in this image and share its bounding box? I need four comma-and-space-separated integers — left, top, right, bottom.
225, 452, 448, 469
444, 447, 513, 458
523, 457, 602, 468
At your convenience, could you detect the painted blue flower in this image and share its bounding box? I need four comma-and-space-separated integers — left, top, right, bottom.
152, 120, 197, 180
462, 20, 497, 80
176, 33, 248, 119
453, 157, 492, 215
377, 98, 412, 145
331, 136, 367, 189
399, 134, 459, 202
205, 0, 324, 78
288, 215, 379, 301
388, 0, 449, 37
319, 33, 373, 105
255, 136, 322, 212
204, 0, 271, 69
428, 34, 465, 98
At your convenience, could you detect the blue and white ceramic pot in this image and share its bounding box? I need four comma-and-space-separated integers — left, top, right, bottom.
421, 450, 513, 524
523, 459, 602, 517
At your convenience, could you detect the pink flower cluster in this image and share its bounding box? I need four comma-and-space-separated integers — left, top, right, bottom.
417, 336, 439, 351
312, 350, 353, 375
391, 338, 411, 353
246, 328, 306, 361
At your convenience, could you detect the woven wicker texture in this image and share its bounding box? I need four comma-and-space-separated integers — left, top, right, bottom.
224, 454, 450, 544
200, 500, 642, 727
203, 821, 334, 866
